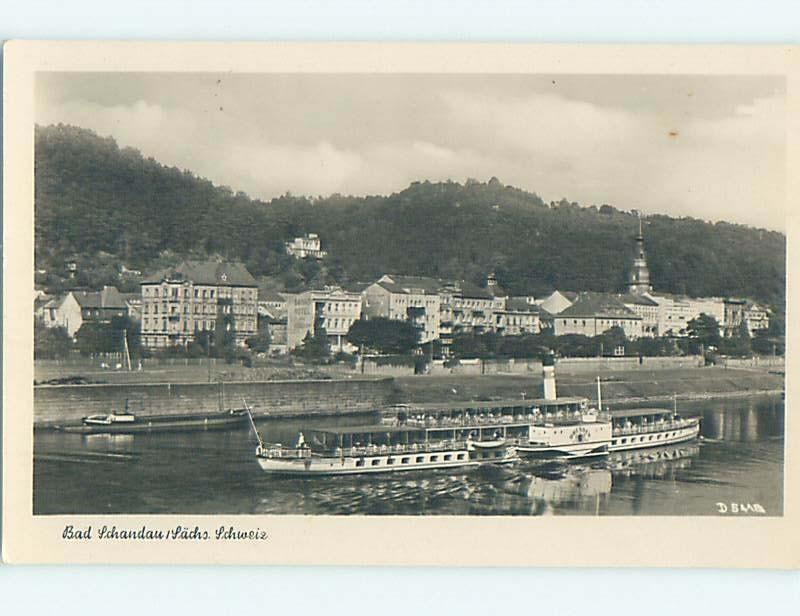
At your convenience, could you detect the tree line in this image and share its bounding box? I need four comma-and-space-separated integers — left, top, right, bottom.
36, 124, 786, 310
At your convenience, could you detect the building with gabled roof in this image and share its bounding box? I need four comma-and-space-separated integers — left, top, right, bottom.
554, 292, 643, 339
140, 259, 257, 349
50, 286, 129, 336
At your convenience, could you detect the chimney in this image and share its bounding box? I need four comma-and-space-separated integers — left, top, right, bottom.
542, 351, 557, 400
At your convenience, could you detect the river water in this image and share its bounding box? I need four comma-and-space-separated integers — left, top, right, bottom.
34, 394, 784, 516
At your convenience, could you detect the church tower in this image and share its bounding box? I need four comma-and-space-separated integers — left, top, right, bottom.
627, 213, 652, 295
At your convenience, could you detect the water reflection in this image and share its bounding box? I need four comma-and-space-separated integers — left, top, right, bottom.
34, 395, 784, 516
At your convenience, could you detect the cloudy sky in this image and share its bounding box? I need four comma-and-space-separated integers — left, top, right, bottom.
37, 72, 786, 231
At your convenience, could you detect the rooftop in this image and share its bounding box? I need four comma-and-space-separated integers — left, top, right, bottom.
505, 297, 541, 313
143, 260, 257, 287
375, 274, 444, 295
70, 286, 127, 309
616, 293, 659, 307
559, 292, 641, 320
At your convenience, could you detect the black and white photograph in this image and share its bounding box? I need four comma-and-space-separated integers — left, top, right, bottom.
3, 42, 797, 567
28, 69, 786, 517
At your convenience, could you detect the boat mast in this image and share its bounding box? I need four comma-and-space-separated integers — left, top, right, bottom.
123, 328, 132, 371
242, 397, 264, 449
596, 376, 603, 412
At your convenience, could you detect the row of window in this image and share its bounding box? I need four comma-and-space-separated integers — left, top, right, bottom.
143, 303, 255, 315
355, 452, 468, 467
143, 286, 257, 301
142, 318, 256, 332
613, 430, 682, 446
320, 317, 357, 331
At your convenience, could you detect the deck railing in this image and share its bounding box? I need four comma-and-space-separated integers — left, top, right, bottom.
613, 417, 699, 437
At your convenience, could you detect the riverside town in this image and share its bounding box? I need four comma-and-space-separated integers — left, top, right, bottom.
32, 76, 785, 516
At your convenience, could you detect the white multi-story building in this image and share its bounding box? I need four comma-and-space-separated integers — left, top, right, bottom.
617, 293, 659, 337
285, 233, 327, 259
494, 298, 541, 335
286, 287, 362, 352
362, 275, 443, 343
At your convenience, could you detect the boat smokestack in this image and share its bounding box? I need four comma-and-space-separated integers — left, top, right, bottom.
542, 351, 557, 400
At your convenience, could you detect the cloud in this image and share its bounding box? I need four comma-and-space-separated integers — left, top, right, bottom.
438, 89, 785, 229
37, 77, 786, 230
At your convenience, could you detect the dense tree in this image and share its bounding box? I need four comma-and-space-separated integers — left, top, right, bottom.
686, 314, 722, 349
346, 318, 420, 355
292, 328, 330, 361
245, 317, 272, 354
35, 124, 786, 310
34, 319, 73, 359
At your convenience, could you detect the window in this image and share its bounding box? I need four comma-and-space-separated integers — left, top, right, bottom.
371, 459, 380, 466
387, 458, 395, 465
401, 457, 410, 464
430, 455, 438, 462
457, 453, 465, 460
416, 456, 424, 463
356, 459, 365, 467
444, 454, 452, 461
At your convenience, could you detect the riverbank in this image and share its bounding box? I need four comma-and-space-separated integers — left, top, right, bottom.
33, 366, 783, 428
392, 367, 785, 406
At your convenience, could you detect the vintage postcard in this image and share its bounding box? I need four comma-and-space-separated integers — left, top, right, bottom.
2, 42, 798, 566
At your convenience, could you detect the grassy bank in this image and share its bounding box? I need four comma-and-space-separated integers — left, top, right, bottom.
392, 367, 784, 406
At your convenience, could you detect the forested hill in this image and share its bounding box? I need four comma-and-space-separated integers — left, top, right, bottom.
35, 124, 786, 306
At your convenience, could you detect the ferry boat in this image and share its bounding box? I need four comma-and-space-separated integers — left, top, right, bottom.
246, 403, 518, 476
380, 395, 607, 461
516, 414, 612, 460
608, 405, 701, 452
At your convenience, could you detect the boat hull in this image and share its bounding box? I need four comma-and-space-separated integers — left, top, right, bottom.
516, 441, 610, 460
56, 411, 249, 434
609, 421, 700, 452
256, 444, 518, 476
256, 449, 478, 475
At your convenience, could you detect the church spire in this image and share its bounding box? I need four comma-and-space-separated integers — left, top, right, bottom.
627, 211, 652, 295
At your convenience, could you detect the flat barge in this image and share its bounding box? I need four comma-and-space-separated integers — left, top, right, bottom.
54, 409, 249, 434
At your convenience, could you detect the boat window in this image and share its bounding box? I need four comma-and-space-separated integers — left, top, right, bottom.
416, 456, 424, 463
371, 459, 380, 466
356, 459, 365, 467
387, 457, 395, 465
444, 454, 452, 461
622, 439, 627, 444
495, 451, 503, 458
612, 440, 617, 445
401, 457, 410, 464
457, 453, 465, 460
430, 455, 438, 462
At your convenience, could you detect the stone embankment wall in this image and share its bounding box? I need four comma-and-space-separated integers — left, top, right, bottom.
425, 355, 704, 375
34, 377, 396, 427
